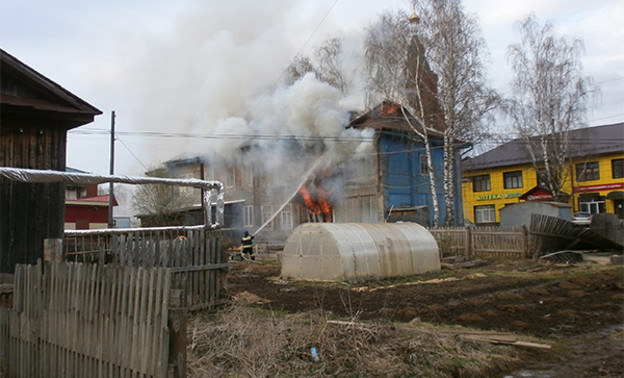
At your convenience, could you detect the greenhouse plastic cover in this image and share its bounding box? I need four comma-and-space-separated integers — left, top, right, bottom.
282, 222, 440, 281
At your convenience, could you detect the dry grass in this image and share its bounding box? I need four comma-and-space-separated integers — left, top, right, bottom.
186, 303, 526, 377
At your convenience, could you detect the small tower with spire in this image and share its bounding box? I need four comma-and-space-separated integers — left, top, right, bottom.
405, 9, 446, 132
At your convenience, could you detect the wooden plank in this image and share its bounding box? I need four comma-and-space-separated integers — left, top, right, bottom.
168, 308, 186, 378
169, 263, 229, 273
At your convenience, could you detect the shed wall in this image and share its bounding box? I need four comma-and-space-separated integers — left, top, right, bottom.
0, 123, 66, 273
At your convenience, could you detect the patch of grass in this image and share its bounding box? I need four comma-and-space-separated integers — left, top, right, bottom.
186, 304, 527, 377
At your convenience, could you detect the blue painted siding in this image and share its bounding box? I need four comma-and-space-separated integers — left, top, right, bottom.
379, 131, 455, 225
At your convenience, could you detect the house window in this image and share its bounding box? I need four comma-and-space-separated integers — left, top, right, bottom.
420, 154, 429, 175
203, 166, 215, 180
503, 171, 523, 189
66, 189, 78, 200
474, 205, 496, 224
579, 198, 606, 215
536, 168, 547, 186
243, 205, 254, 227
280, 203, 293, 230
576, 161, 599, 182
472, 174, 491, 192
612, 159, 624, 179
261, 205, 274, 231
225, 167, 235, 188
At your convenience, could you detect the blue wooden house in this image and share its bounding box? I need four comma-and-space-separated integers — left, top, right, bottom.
335, 101, 465, 226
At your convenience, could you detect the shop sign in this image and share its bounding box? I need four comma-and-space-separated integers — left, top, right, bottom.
574, 182, 624, 193
525, 194, 554, 201
476, 192, 522, 201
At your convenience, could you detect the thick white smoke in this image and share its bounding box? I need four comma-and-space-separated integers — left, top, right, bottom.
123, 0, 373, 172
117, 0, 379, 223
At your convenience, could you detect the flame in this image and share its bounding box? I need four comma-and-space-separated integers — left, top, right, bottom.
382, 103, 400, 116
298, 171, 333, 223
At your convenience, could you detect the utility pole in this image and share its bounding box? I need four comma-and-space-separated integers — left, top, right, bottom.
108, 111, 116, 228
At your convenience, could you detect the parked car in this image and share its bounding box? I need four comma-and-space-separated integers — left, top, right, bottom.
571, 212, 592, 226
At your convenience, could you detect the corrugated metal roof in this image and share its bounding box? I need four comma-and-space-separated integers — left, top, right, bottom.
463, 123, 624, 172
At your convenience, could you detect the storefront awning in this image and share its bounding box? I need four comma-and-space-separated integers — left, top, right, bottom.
606, 191, 624, 200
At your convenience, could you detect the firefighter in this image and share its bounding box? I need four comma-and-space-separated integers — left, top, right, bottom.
241, 231, 254, 260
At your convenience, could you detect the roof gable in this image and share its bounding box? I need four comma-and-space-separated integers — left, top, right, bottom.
349, 101, 445, 139
0, 48, 101, 128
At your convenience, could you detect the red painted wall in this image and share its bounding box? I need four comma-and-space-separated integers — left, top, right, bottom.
65, 205, 109, 224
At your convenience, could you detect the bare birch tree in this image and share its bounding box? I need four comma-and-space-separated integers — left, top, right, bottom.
286, 37, 348, 94
365, 10, 441, 226
507, 15, 592, 201
413, 0, 499, 225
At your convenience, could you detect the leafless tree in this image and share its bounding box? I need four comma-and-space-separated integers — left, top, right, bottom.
132, 166, 185, 226
286, 37, 348, 94
286, 56, 320, 85
365, 10, 441, 226
414, 0, 499, 225
507, 15, 592, 201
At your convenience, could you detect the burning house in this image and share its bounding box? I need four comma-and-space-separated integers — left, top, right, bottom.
139, 18, 467, 247
150, 99, 465, 247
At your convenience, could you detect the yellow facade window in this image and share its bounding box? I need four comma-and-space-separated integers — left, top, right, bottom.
472, 174, 491, 192
576, 161, 599, 181
612, 158, 624, 179
503, 170, 523, 189
474, 204, 496, 224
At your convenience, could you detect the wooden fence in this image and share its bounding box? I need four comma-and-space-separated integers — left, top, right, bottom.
429, 226, 530, 259
0, 261, 185, 377
64, 228, 228, 311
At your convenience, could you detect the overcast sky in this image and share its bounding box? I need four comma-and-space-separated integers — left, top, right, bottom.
1, 0, 622, 177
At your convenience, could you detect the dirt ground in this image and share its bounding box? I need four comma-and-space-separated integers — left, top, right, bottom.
226, 256, 624, 377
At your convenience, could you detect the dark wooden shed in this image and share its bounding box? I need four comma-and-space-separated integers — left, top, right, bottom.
0, 48, 101, 273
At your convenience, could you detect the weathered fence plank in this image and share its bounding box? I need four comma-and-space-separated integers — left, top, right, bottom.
63, 228, 228, 311
429, 226, 528, 259
0, 262, 173, 378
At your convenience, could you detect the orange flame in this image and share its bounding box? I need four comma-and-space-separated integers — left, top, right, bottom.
382, 103, 400, 117
298, 175, 333, 223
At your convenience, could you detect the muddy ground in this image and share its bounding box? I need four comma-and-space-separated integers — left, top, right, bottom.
227, 256, 624, 376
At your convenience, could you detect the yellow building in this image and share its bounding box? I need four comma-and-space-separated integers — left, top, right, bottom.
462, 123, 624, 225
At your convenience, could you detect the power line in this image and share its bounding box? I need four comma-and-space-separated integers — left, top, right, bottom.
69, 129, 375, 142
116, 136, 149, 171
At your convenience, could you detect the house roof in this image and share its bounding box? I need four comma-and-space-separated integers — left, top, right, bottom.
0, 48, 102, 128
349, 101, 445, 139
66, 194, 118, 206
463, 122, 624, 172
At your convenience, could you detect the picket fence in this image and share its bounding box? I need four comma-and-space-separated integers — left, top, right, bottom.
0, 261, 185, 377
428, 226, 530, 259
64, 228, 228, 311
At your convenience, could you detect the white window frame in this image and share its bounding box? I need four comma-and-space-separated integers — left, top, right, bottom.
243, 205, 254, 228
261, 205, 274, 231
225, 167, 236, 188
579, 200, 606, 215
472, 174, 491, 192
503, 170, 523, 189
280, 203, 294, 230
474, 205, 496, 224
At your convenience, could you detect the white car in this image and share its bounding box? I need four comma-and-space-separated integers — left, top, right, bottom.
571, 212, 592, 226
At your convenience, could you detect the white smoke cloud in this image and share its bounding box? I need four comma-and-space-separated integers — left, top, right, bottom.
120, 0, 376, 171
